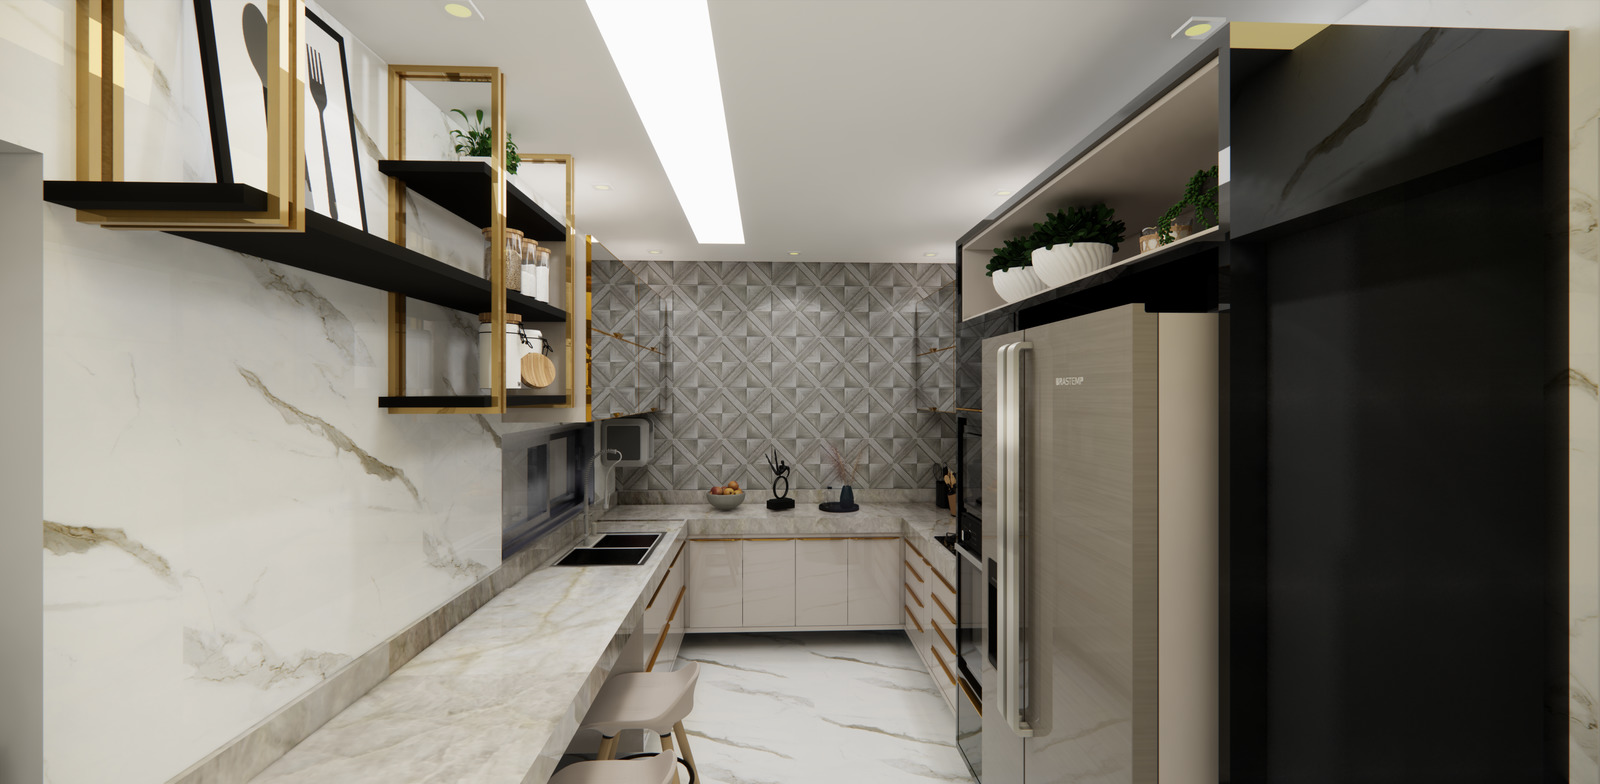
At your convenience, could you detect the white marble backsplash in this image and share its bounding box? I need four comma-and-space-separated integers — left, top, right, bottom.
3, 2, 570, 782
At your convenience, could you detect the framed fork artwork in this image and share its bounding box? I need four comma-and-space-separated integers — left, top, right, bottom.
194, 1, 367, 230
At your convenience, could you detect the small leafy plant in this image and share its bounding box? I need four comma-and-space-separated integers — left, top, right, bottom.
450, 108, 520, 175
1156, 166, 1219, 244
985, 235, 1037, 277
1030, 202, 1126, 252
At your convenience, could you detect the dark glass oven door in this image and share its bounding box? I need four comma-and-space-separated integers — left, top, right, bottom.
954, 542, 982, 779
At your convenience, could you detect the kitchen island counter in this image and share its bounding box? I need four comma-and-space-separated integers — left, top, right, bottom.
246, 523, 685, 784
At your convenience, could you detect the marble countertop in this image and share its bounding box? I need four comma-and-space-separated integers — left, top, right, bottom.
602, 502, 962, 583
247, 523, 685, 784
600, 502, 955, 538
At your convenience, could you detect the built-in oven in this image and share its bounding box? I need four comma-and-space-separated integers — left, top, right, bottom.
948, 535, 983, 780
955, 416, 982, 554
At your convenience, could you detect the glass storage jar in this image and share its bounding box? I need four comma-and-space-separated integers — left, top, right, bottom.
481, 227, 524, 290
477, 312, 528, 392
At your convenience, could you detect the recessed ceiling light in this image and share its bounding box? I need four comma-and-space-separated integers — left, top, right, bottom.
593, 184, 612, 190
648, 249, 663, 254
1173, 16, 1225, 40
788, 251, 800, 256
443, 3, 473, 18
924, 252, 938, 257
995, 190, 1012, 197
588, 0, 744, 244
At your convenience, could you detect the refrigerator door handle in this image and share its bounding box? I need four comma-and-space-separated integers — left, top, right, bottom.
996, 340, 1034, 738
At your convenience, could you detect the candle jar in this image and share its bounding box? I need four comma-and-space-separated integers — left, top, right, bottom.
481, 227, 524, 290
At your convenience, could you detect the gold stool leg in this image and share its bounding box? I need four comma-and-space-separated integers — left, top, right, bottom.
597, 734, 619, 761
660, 732, 682, 784
673, 721, 697, 780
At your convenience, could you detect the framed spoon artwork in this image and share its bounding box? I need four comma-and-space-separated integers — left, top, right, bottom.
193, 0, 367, 231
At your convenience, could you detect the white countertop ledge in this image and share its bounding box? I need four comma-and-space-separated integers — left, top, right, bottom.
600, 501, 955, 538
247, 523, 685, 784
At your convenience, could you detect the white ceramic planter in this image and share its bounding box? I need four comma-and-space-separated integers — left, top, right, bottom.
991, 266, 1050, 303
460, 155, 493, 168
1031, 242, 1114, 287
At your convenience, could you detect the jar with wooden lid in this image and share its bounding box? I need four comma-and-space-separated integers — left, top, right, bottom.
477, 312, 527, 392
481, 227, 524, 290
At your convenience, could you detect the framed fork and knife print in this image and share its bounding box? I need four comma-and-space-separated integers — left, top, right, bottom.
194, 1, 368, 231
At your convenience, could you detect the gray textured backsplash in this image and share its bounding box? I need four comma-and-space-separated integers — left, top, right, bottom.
592, 260, 958, 492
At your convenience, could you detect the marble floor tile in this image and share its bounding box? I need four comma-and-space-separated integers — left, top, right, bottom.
668, 631, 973, 784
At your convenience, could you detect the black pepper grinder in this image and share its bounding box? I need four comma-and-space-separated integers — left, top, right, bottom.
934, 464, 949, 509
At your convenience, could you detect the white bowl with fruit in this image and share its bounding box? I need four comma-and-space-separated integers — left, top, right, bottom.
707, 481, 745, 511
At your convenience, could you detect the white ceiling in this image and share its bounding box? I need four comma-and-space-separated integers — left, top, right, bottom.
318, 0, 1367, 263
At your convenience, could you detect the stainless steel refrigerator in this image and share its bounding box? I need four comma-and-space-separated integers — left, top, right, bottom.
979, 305, 1218, 784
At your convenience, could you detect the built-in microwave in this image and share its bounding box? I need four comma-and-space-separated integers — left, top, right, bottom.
955, 416, 982, 556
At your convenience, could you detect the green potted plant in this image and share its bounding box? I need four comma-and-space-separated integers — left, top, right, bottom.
1028, 202, 1126, 287
986, 235, 1047, 303
450, 108, 520, 175
1152, 166, 1219, 248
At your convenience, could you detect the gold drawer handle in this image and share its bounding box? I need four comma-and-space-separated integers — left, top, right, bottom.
905, 583, 924, 608
905, 539, 924, 561
906, 606, 924, 633
958, 676, 982, 715
646, 621, 670, 671
665, 585, 686, 624
645, 568, 672, 610
932, 646, 957, 686
931, 593, 955, 625
933, 619, 957, 655
905, 560, 924, 583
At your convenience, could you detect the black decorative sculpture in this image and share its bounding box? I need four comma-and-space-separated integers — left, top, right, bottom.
765, 448, 795, 510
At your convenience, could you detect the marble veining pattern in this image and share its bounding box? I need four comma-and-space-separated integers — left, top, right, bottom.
247, 527, 683, 784
1332, 3, 1600, 778
26, 4, 556, 782
667, 632, 972, 784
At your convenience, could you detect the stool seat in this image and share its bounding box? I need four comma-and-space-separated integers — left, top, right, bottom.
549, 753, 677, 784
581, 662, 700, 736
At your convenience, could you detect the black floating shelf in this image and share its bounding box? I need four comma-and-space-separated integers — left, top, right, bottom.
42, 181, 567, 323
379, 394, 570, 409
44, 180, 268, 212
378, 160, 567, 243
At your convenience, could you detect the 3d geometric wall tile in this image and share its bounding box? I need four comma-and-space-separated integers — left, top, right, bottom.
593, 260, 957, 491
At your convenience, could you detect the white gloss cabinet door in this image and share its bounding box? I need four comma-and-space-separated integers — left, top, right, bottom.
796, 539, 849, 626
742, 539, 797, 627
688, 540, 743, 629
848, 538, 902, 625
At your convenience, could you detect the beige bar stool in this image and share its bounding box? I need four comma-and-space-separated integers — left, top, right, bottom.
581, 662, 701, 784
549, 752, 683, 784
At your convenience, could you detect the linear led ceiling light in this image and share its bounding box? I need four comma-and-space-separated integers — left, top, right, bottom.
587, 0, 745, 244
